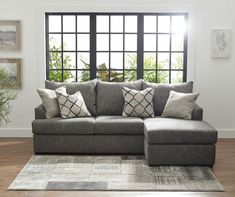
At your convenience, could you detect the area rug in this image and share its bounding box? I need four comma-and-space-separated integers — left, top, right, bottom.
8, 155, 224, 191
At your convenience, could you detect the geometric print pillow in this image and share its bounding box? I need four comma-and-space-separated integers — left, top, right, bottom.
122, 87, 155, 118
55, 86, 91, 119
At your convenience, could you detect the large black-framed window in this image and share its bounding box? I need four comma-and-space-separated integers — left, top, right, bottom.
46, 12, 188, 83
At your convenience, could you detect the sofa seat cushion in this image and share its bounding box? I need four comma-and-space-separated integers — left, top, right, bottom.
32, 117, 95, 135
144, 117, 217, 144
95, 116, 144, 135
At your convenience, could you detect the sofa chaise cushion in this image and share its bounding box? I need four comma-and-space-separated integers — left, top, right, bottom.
144, 117, 217, 144
95, 116, 143, 135
142, 81, 193, 116
45, 79, 97, 116
96, 80, 142, 115
32, 117, 95, 135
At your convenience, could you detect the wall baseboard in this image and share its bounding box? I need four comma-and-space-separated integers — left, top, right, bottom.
0, 128, 234, 138
217, 129, 235, 138
0, 128, 32, 137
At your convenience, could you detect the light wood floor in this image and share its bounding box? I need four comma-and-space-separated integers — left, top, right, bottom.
0, 138, 234, 197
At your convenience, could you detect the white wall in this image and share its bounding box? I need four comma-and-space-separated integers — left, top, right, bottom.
0, 0, 234, 137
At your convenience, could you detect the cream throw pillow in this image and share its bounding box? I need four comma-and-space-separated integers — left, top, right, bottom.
37, 86, 66, 118
161, 90, 199, 120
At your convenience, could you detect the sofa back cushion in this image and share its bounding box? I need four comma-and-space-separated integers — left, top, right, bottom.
45, 79, 97, 116
142, 81, 193, 116
97, 80, 142, 115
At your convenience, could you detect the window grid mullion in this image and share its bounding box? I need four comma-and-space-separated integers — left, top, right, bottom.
45, 14, 50, 80
108, 15, 111, 81
169, 16, 172, 84
123, 15, 125, 81
137, 14, 144, 80
90, 14, 96, 80
156, 15, 158, 83
75, 14, 78, 82
61, 14, 64, 82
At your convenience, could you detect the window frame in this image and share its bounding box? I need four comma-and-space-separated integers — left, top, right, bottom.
45, 12, 188, 83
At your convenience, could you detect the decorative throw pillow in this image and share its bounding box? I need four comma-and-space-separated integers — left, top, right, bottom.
161, 90, 200, 120
55, 88, 91, 118
122, 87, 154, 118
37, 86, 66, 118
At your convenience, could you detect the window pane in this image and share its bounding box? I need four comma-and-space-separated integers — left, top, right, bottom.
77, 15, 90, 32
157, 71, 169, 83
111, 34, 123, 51
97, 52, 109, 69
96, 15, 109, 32
111, 16, 123, 32
49, 15, 61, 32
49, 34, 61, 51
49, 70, 62, 82
171, 53, 183, 69
171, 34, 184, 51
63, 34, 76, 50
144, 16, 156, 33
125, 34, 137, 51
97, 34, 109, 51
63, 15, 75, 32
172, 16, 185, 33
144, 53, 156, 69
110, 53, 123, 69
171, 71, 183, 83
158, 53, 169, 69
125, 53, 137, 69
125, 16, 137, 33
158, 34, 170, 51
49, 52, 62, 69
77, 52, 90, 69
63, 52, 76, 69
125, 70, 137, 81
110, 70, 123, 82
77, 34, 90, 51
144, 34, 156, 51
144, 71, 156, 83
158, 16, 170, 33
77, 70, 90, 82
97, 70, 109, 81
64, 71, 76, 82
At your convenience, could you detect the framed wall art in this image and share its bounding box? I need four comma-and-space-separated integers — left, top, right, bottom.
212, 29, 232, 58
0, 58, 21, 88
0, 21, 21, 50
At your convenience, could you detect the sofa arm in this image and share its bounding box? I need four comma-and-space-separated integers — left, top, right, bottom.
35, 104, 46, 119
192, 104, 203, 121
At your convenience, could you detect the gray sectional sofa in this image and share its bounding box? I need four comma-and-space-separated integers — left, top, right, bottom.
32, 79, 218, 166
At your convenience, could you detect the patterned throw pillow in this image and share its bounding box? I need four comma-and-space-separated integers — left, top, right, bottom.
122, 87, 154, 118
56, 87, 91, 118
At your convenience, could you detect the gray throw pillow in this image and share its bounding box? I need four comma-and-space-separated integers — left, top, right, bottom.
161, 90, 199, 120
122, 87, 154, 118
55, 87, 91, 118
37, 86, 66, 118
96, 80, 142, 115
142, 81, 193, 116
